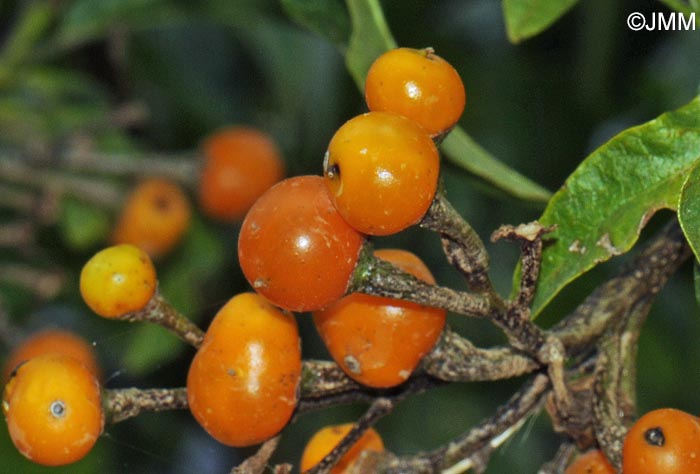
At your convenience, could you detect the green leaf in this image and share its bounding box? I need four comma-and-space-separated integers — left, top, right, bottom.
694, 260, 700, 313
344, 0, 396, 89
530, 96, 700, 316
280, 0, 350, 48
502, 0, 579, 44
441, 128, 552, 203
59, 198, 111, 251
679, 160, 700, 261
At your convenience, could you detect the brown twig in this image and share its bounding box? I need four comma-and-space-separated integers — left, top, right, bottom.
231, 436, 281, 474
104, 387, 188, 424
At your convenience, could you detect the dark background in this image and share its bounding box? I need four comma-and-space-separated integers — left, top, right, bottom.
0, 0, 698, 472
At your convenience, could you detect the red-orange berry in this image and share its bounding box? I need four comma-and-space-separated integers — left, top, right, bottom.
314, 249, 445, 387
3, 354, 104, 466
187, 293, 301, 447
198, 126, 284, 222
300, 423, 384, 473
565, 449, 615, 474
80, 244, 157, 318
365, 47, 466, 137
112, 178, 191, 258
238, 176, 364, 312
622, 408, 700, 474
3, 329, 100, 382
324, 112, 439, 236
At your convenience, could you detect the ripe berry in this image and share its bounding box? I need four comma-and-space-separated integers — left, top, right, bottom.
314, 249, 446, 387
187, 293, 301, 447
238, 176, 364, 312
565, 449, 615, 474
3, 329, 101, 382
622, 408, 700, 474
300, 423, 384, 473
324, 112, 439, 236
80, 244, 157, 318
198, 126, 285, 221
112, 178, 191, 258
3, 354, 104, 466
365, 47, 466, 137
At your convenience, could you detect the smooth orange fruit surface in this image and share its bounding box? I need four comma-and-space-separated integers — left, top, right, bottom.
622, 408, 700, 474
324, 112, 439, 236
199, 126, 284, 221
300, 423, 384, 473
112, 178, 191, 258
565, 450, 615, 474
187, 293, 302, 447
80, 244, 157, 318
3, 354, 104, 466
314, 249, 446, 387
365, 47, 465, 137
3, 329, 100, 382
238, 176, 364, 312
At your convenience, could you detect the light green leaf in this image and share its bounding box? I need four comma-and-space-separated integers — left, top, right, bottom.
694, 261, 700, 313
530, 96, 700, 316
679, 160, 700, 261
344, 0, 396, 89
280, 0, 350, 48
502, 0, 579, 44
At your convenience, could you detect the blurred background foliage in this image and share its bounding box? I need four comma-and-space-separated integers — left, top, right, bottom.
0, 0, 699, 472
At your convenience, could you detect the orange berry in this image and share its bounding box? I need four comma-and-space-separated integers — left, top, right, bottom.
622, 408, 700, 474
314, 249, 445, 387
365, 47, 466, 137
198, 126, 284, 221
300, 423, 384, 473
187, 293, 301, 447
112, 178, 191, 258
3, 329, 100, 382
238, 176, 364, 312
324, 112, 439, 236
80, 244, 157, 318
565, 450, 615, 474
3, 354, 104, 466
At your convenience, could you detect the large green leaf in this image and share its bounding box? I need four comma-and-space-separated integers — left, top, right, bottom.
502, 0, 580, 43
679, 160, 700, 260
530, 96, 700, 316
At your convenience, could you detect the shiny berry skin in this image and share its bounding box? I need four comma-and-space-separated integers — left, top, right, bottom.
314, 249, 446, 387
198, 126, 285, 222
187, 293, 301, 447
300, 423, 384, 474
324, 112, 439, 236
2, 354, 104, 466
112, 178, 191, 258
3, 329, 101, 382
238, 176, 364, 312
365, 47, 466, 137
622, 408, 700, 474
565, 450, 615, 474
80, 244, 157, 318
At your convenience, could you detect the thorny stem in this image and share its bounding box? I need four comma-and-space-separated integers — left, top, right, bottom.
121, 291, 205, 348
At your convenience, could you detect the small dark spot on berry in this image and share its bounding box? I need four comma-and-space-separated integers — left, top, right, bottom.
326, 163, 340, 180
153, 195, 171, 212
644, 427, 665, 447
